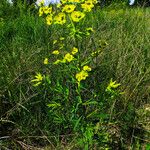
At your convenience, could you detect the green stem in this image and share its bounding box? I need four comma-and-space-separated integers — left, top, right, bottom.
68, 14, 77, 43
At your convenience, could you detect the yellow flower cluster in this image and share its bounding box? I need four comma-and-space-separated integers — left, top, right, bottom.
39, 6, 52, 16
61, 0, 82, 4
54, 13, 66, 25
38, 0, 97, 25
53, 53, 74, 64
53, 47, 78, 65
71, 11, 85, 22
46, 15, 53, 25
76, 65, 91, 82
81, 0, 94, 12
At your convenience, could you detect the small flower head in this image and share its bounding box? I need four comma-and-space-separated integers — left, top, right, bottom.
44, 58, 49, 64
71, 47, 78, 55
76, 70, 88, 82
46, 15, 53, 25
61, 0, 68, 4
52, 50, 60, 55
83, 65, 91, 72
43, 6, 52, 14
71, 11, 85, 22
64, 53, 74, 62
54, 13, 66, 25
62, 4, 76, 13
39, 7, 44, 16
81, 1, 94, 12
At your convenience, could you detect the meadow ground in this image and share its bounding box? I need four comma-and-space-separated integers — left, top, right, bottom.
0, 1, 150, 149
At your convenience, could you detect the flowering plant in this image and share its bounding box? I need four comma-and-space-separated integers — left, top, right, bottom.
31, 1, 122, 148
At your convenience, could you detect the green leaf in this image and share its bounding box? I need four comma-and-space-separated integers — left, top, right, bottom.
146, 143, 150, 150
73, 116, 82, 131
47, 102, 61, 108
87, 109, 98, 118
82, 100, 98, 106
45, 75, 51, 84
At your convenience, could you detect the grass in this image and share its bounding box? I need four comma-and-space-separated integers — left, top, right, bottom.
0, 0, 150, 149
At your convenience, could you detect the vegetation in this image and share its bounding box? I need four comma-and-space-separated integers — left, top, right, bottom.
0, 0, 150, 149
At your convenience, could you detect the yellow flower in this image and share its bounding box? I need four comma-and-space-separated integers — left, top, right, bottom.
81, 1, 94, 12
44, 58, 49, 64
68, 0, 81, 3
61, 0, 68, 4
39, 7, 44, 16
87, 0, 97, 4
76, 70, 88, 82
38, 0, 44, 6
71, 47, 78, 55
57, 3, 62, 8
62, 4, 76, 13
83, 65, 91, 72
54, 13, 66, 25
64, 53, 74, 62
31, 73, 44, 86
43, 6, 52, 14
52, 50, 60, 55
46, 15, 53, 25
71, 11, 85, 22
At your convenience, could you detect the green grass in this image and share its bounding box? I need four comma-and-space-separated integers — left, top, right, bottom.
0, 1, 150, 149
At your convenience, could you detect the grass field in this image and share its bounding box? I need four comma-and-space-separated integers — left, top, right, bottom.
0, 0, 150, 149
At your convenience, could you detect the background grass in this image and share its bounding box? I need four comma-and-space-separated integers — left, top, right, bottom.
0, 0, 150, 149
